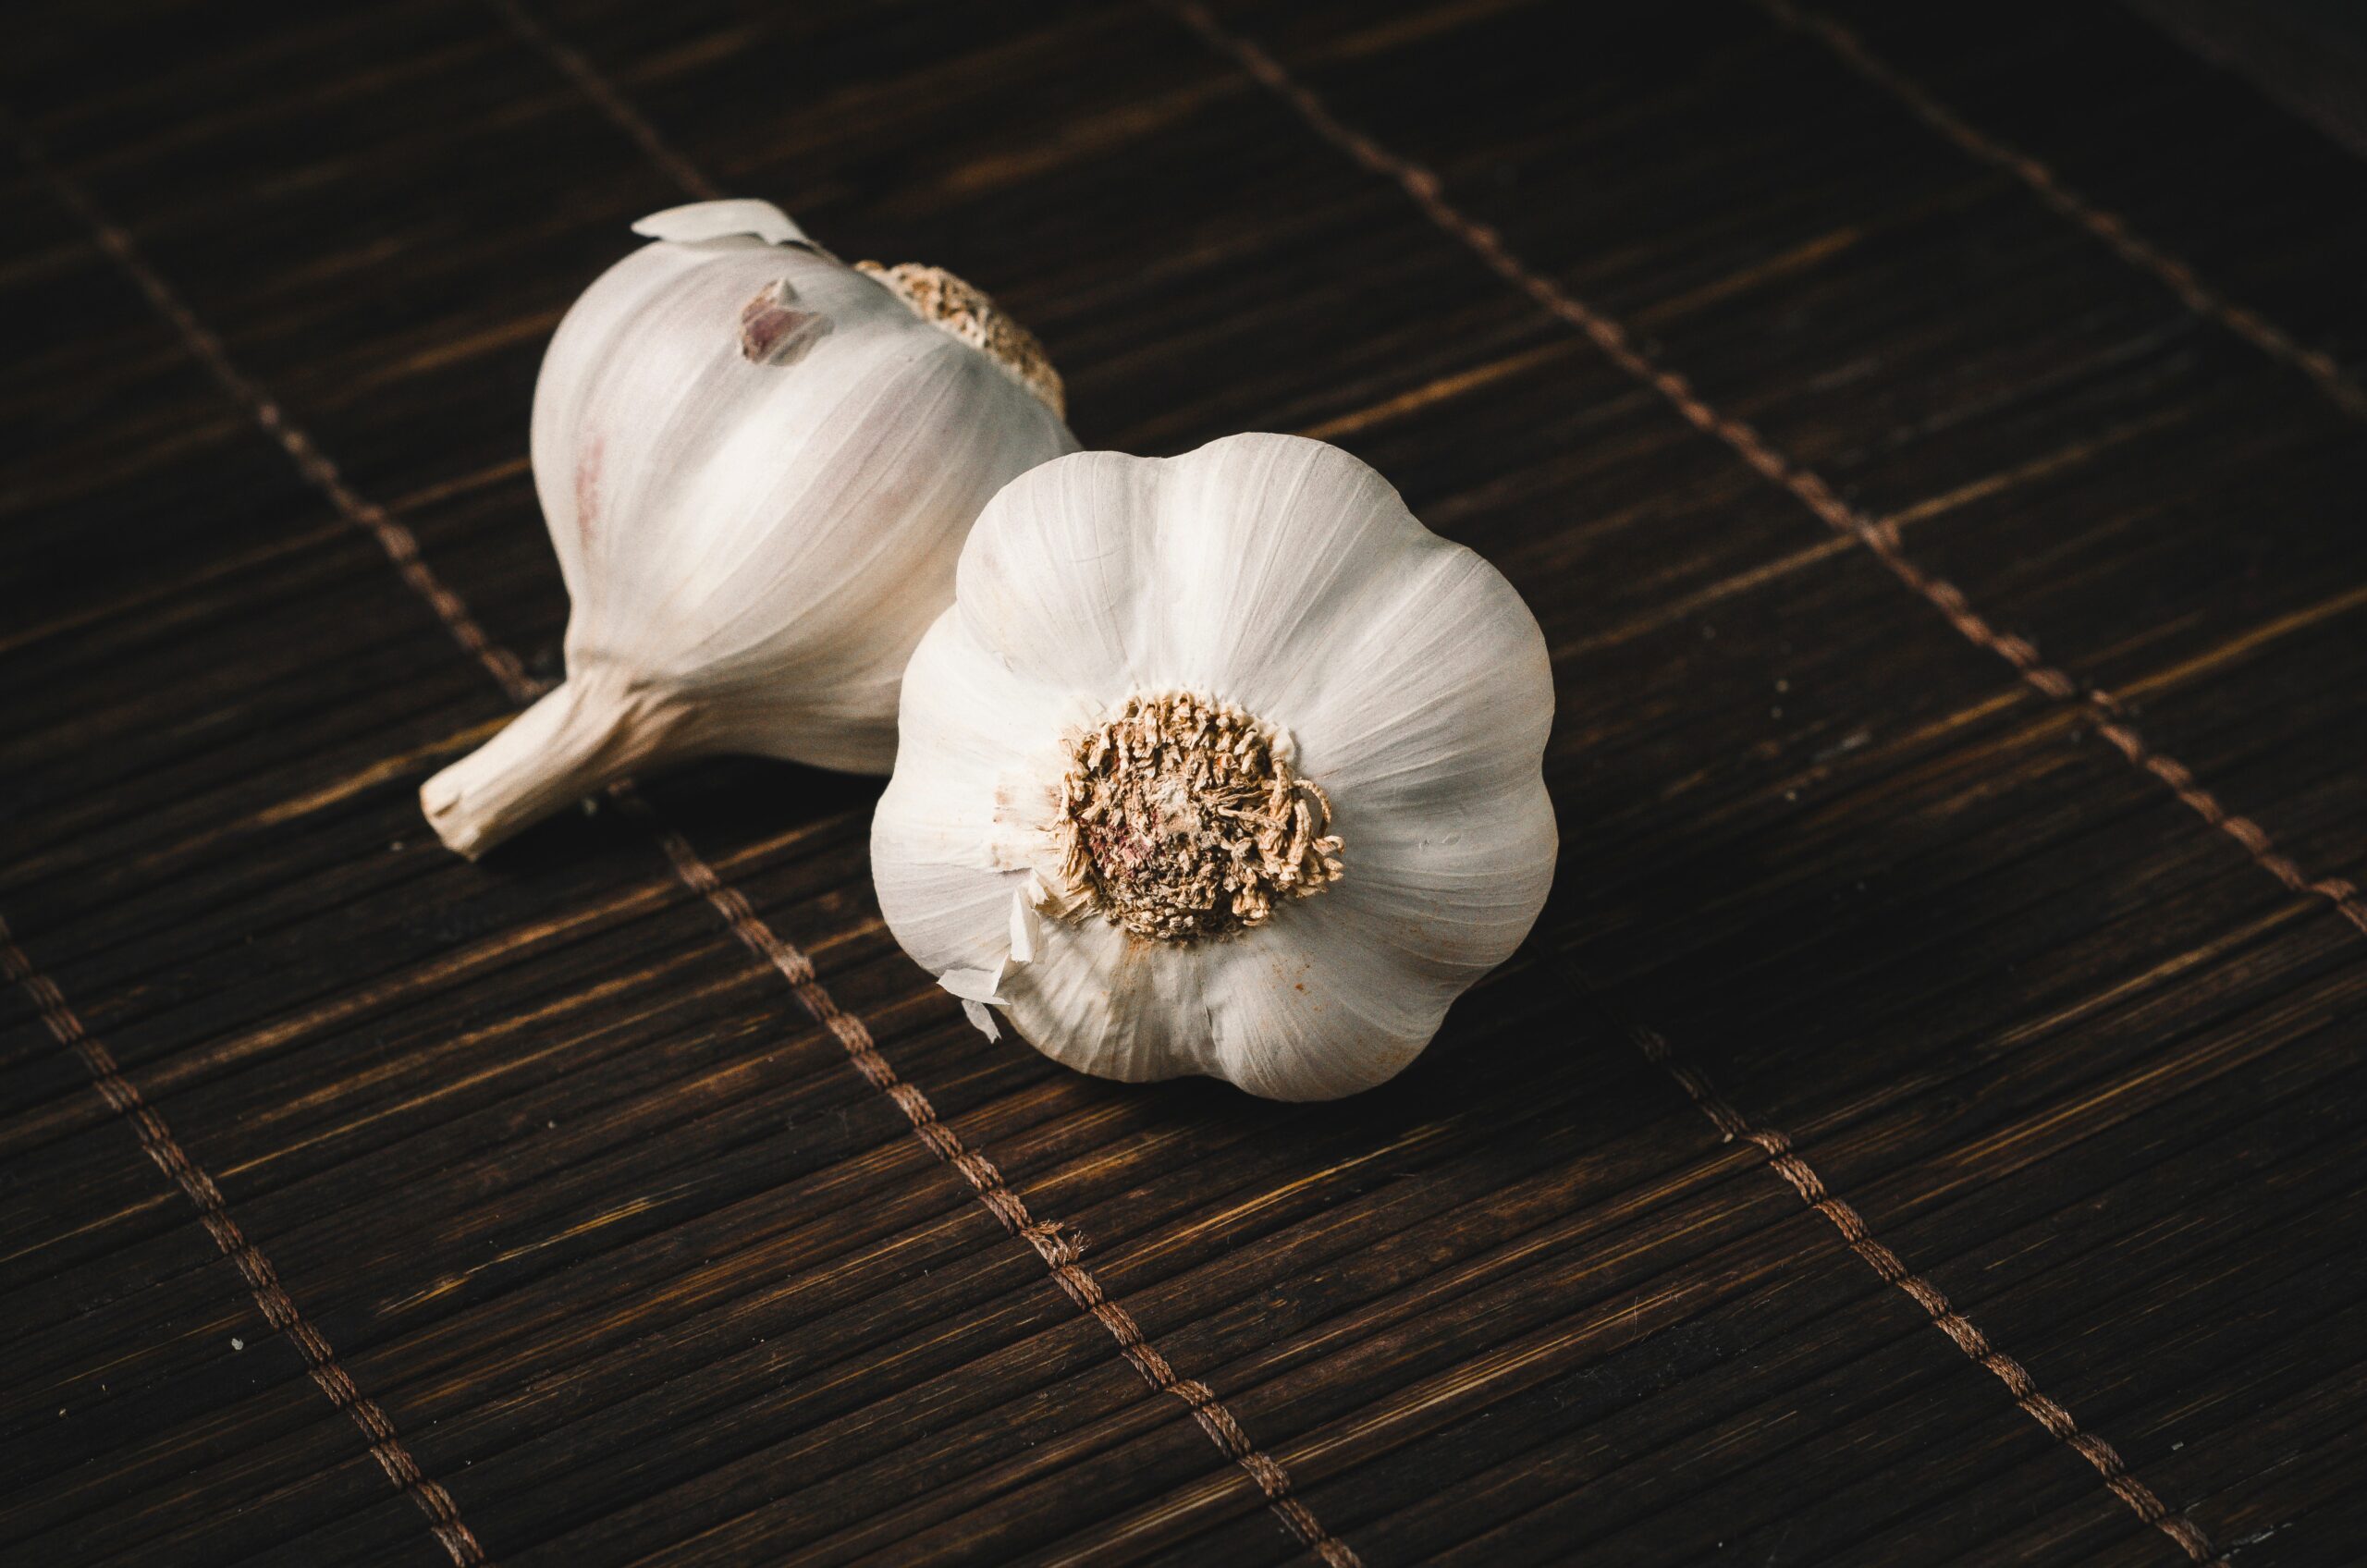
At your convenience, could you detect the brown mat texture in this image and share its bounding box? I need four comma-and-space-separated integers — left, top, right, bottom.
6, 2, 2366, 1564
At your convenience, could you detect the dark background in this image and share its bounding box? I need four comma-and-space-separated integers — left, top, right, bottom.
6, 2, 2366, 1564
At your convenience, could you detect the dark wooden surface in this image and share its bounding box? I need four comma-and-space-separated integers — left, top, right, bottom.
6, 1, 2366, 1563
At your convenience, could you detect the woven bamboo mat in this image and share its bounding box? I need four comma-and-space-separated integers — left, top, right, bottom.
6, 1, 2366, 1563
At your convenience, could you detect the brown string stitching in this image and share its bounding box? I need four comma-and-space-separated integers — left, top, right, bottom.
0, 917, 488, 1568
1755, 0, 2367, 423
1171, 2, 2367, 952
1624, 1016, 2224, 1565
25, 42, 1357, 1562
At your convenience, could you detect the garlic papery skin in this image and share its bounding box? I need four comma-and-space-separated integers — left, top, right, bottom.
421, 199, 1077, 859
870, 433, 1557, 1101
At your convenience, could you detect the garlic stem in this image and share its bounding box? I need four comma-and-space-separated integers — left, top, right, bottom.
421, 670, 685, 860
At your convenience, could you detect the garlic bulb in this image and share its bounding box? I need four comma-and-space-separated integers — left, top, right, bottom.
422, 199, 1077, 858
870, 433, 1557, 1100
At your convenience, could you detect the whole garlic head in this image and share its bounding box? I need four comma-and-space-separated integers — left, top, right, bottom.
422, 199, 1077, 858
870, 434, 1558, 1100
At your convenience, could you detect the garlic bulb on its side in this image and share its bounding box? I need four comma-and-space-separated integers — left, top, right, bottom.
871, 434, 1557, 1100
422, 199, 1077, 858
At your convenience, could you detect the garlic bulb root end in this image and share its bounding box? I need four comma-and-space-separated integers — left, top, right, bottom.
1055, 691, 1343, 944
854, 261, 1065, 419
421, 671, 688, 860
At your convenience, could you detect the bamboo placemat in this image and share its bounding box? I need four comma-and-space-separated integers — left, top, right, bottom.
6, 2, 2365, 1563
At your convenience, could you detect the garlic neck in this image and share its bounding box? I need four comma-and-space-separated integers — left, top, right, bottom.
854, 261, 1065, 419
1055, 692, 1343, 943
421, 668, 687, 860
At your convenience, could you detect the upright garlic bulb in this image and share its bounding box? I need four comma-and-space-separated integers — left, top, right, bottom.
422, 199, 1077, 858
871, 434, 1557, 1100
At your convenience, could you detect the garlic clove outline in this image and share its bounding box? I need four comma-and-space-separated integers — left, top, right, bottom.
870, 434, 1557, 1100
423, 199, 1077, 860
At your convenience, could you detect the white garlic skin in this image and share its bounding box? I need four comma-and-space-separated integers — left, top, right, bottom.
422, 201, 1077, 859
870, 433, 1558, 1101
